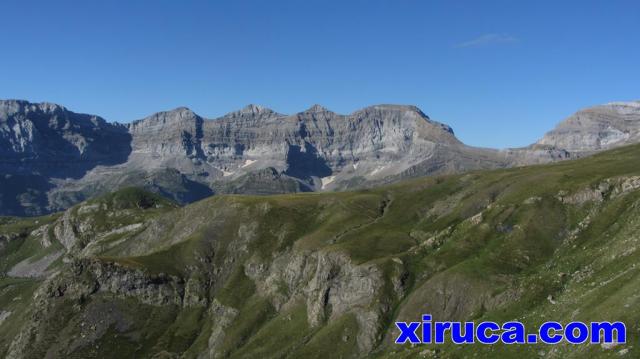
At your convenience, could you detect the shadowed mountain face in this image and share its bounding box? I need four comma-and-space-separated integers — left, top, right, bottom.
0, 100, 132, 177
0, 100, 132, 215
1, 99, 639, 215
284, 142, 333, 181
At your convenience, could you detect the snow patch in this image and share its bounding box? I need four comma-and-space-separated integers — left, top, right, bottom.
321, 176, 336, 189
370, 166, 386, 176
215, 167, 235, 177
242, 159, 257, 168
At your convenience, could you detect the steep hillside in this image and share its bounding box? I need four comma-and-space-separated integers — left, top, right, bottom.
2, 144, 640, 358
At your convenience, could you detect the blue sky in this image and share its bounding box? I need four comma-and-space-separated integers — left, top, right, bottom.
1, 0, 639, 148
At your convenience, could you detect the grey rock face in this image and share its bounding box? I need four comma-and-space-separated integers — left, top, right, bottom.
76, 259, 185, 306
7, 251, 62, 278
242, 249, 404, 354
0, 100, 131, 177
2, 99, 640, 216
537, 101, 640, 153
0, 100, 131, 215
201, 299, 239, 359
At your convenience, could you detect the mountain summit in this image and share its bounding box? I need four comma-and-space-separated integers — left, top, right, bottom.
537, 101, 640, 152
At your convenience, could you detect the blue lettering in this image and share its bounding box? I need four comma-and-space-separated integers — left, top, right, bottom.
590, 322, 626, 344
476, 321, 500, 344
539, 321, 563, 344
501, 321, 526, 344
395, 322, 421, 344
565, 322, 589, 344
451, 322, 475, 344
422, 315, 432, 344
434, 322, 452, 344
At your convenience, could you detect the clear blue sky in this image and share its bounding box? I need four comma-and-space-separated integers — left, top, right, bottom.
1, 0, 638, 148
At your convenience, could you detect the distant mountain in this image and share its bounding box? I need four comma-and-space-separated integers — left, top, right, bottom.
536, 101, 640, 152
1, 99, 639, 215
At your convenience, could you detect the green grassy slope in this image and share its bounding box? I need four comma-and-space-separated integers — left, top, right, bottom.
3, 145, 640, 358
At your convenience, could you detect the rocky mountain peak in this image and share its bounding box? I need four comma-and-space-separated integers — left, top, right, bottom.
161, 106, 198, 118
352, 104, 432, 123
222, 104, 278, 120
305, 104, 331, 113
0, 99, 68, 119
129, 107, 201, 128
350, 104, 457, 142
606, 100, 640, 107
602, 100, 640, 114
239, 104, 272, 115
357, 104, 425, 115
536, 100, 640, 152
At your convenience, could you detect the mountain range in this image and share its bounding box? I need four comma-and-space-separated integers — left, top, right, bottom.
1, 99, 639, 216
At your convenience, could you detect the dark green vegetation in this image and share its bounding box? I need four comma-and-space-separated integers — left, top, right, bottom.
2, 145, 640, 358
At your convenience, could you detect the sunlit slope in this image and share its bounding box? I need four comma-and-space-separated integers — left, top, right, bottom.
2, 144, 640, 358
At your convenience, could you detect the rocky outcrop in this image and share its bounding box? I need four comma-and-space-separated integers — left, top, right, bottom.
0, 233, 23, 252
557, 175, 640, 205
16, 258, 187, 307
52, 208, 80, 250
558, 187, 606, 205
7, 251, 63, 278
200, 299, 239, 359
245, 250, 393, 353
73, 259, 186, 306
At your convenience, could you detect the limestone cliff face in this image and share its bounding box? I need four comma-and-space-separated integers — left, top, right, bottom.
536, 101, 640, 153
0, 100, 131, 215
123, 103, 467, 183
0, 100, 131, 176
128, 107, 205, 162
2, 99, 640, 215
